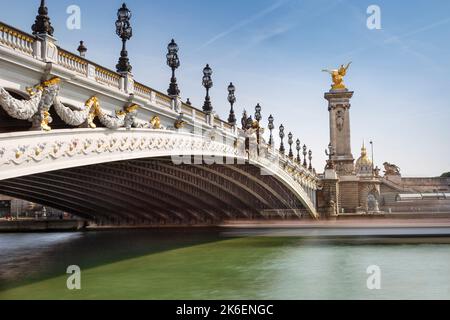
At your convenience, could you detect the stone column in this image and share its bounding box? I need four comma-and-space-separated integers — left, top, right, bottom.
317, 168, 340, 219
324, 89, 355, 176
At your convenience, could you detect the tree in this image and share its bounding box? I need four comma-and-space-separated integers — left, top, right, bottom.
441, 172, 450, 178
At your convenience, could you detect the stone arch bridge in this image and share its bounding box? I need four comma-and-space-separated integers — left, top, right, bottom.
0, 20, 320, 224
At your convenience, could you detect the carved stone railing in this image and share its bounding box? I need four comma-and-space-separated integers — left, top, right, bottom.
155, 92, 172, 109
58, 49, 88, 75
0, 23, 34, 56
133, 81, 151, 99
94, 66, 121, 89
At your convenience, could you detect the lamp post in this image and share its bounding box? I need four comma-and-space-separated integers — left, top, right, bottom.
227, 83, 236, 126
166, 39, 180, 97
202, 64, 213, 114
302, 145, 307, 168
77, 41, 87, 57
268, 115, 274, 147
308, 150, 313, 171
255, 104, 262, 148
288, 132, 294, 159
115, 3, 133, 73
370, 140, 375, 175
279, 124, 285, 155
296, 139, 301, 163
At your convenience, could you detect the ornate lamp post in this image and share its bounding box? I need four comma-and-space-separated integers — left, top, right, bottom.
227, 83, 236, 126
303, 145, 308, 167
370, 140, 375, 175
308, 150, 313, 171
268, 115, 274, 147
288, 132, 294, 159
255, 104, 262, 148
202, 64, 213, 114
32, 0, 54, 36
279, 124, 285, 155
166, 39, 180, 96
77, 41, 87, 57
255, 104, 262, 123
115, 3, 133, 73
296, 139, 301, 163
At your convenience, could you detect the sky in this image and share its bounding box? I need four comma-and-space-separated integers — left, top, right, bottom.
1, 0, 449, 177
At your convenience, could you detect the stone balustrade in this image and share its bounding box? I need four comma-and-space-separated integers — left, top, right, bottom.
94, 66, 121, 89
58, 49, 88, 75
133, 81, 152, 99
0, 23, 34, 56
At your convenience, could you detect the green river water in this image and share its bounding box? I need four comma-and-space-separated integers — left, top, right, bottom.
0, 228, 449, 300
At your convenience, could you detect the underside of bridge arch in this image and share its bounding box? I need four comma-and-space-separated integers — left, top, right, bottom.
0, 157, 310, 225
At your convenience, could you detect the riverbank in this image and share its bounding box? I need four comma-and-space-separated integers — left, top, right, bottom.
0, 219, 86, 232
220, 217, 450, 228
2, 216, 450, 233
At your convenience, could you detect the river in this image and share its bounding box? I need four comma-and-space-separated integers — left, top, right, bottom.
0, 228, 449, 299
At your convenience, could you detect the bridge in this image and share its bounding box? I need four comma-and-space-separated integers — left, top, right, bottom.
0, 2, 320, 225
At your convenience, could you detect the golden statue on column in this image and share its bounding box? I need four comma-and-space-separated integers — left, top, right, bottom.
322, 62, 352, 90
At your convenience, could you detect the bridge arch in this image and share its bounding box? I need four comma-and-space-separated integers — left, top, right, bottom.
0, 128, 319, 222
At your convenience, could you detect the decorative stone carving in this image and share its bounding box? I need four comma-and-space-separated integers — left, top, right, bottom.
0, 87, 42, 120
383, 162, 401, 176
53, 95, 91, 126
0, 78, 154, 132
336, 109, 344, 132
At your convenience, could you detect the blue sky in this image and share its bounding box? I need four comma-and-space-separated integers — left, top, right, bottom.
1, 0, 449, 176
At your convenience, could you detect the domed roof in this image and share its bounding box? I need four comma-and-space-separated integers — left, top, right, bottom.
355, 142, 372, 171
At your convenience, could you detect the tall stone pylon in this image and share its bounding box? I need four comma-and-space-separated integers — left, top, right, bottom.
324, 89, 355, 176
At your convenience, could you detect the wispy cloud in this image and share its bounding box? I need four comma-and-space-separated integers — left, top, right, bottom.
384, 17, 450, 44
197, 0, 287, 50
337, 1, 450, 72
224, 0, 344, 59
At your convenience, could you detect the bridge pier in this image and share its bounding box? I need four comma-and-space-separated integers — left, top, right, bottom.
317, 168, 340, 219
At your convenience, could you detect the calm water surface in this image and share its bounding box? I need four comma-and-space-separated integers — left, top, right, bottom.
0, 228, 449, 299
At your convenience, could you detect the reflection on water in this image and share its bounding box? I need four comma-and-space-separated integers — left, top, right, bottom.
0, 229, 220, 287
0, 228, 449, 299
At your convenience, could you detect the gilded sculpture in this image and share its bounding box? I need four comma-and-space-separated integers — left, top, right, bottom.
322, 62, 352, 90
150, 116, 161, 129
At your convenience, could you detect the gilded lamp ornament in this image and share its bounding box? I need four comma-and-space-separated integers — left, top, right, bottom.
322, 62, 352, 90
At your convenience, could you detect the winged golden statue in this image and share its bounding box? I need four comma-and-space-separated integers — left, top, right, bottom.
322, 62, 352, 90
